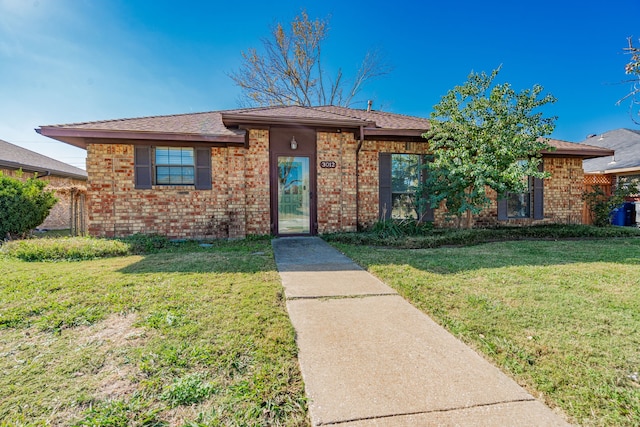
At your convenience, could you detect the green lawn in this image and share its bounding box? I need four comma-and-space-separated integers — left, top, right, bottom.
0, 239, 307, 426
332, 238, 640, 427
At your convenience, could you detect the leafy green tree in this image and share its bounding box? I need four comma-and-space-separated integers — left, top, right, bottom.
619, 37, 640, 123
229, 10, 390, 107
422, 67, 557, 228
0, 172, 57, 239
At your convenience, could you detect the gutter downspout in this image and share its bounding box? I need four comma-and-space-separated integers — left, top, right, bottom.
36, 171, 52, 179
355, 125, 364, 231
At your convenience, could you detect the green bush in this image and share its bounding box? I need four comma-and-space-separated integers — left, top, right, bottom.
0, 173, 57, 239
370, 219, 434, 238
582, 178, 640, 227
0, 237, 131, 261
324, 224, 640, 248
120, 233, 170, 254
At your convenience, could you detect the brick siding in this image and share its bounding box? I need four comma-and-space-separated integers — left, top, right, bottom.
84, 130, 586, 238
85, 129, 270, 239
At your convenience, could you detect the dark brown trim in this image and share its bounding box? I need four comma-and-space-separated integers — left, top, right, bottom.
87, 138, 244, 148
269, 127, 317, 236
223, 112, 372, 129
378, 153, 392, 220
363, 128, 427, 138
541, 148, 614, 159
36, 127, 246, 149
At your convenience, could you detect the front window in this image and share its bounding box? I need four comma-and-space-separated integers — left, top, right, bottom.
391, 154, 421, 219
506, 186, 532, 218
506, 160, 532, 218
155, 147, 195, 185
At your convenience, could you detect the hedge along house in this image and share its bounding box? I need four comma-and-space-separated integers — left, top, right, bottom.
37, 106, 614, 239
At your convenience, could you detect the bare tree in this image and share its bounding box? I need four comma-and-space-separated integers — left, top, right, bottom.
618, 37, 640, 123
229, 11, 390, 107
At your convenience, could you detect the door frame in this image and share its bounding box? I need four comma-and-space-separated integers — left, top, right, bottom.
269, 127, 317, 236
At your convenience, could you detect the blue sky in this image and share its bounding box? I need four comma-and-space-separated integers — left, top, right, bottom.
1, 0, 638, 169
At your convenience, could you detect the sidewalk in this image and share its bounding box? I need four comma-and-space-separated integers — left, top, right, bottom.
273, 237, 571, 427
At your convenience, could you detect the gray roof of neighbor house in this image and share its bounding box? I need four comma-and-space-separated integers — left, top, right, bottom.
0, 139, 87, 180
581, 129, 640, 173
36, 105, 612, 158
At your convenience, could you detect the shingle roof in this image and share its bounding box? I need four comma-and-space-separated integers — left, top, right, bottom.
0, 139, 87, 180
37, 106, 432, 148
581, 129, 640, 173
36, 106, 614, 160
41, 111, 244, 137
314, 105, 431, 130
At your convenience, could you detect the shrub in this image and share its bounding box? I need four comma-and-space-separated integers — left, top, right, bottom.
369, 219, 434, 238
0, 173, 57, 239
324, 224, 640, 248
582, 178, 639, 227
1, 237, 131, 261
120, 233, 170, 254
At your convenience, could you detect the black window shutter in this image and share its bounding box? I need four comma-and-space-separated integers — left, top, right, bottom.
497, 197, 508, 221
195, 147, 212, 190
420, 156, 435, 222
533, 161, 544, 220
134, 146, 152, 189
379, 153, 392, 220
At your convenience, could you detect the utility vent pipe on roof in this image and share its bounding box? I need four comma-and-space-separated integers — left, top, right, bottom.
367, 100, 373, 112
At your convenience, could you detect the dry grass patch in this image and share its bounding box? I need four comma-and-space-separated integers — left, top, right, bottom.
0, 239, 307, 426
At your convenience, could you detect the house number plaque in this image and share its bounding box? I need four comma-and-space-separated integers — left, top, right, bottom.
320, 161, 337, 168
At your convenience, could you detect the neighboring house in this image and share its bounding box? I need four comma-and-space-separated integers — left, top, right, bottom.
37, 106, 613, 239
582, 128, 640, 179
0, 139, 88, 232
581, 128, 640, 224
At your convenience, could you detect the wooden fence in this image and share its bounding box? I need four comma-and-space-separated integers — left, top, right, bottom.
582, 174, 613, 225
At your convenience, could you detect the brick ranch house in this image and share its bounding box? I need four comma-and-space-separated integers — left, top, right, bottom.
37, 106, 613, 239
0, 138, 88, 232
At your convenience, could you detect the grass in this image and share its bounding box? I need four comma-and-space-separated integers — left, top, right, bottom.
0, 238, 307, 426
331, 238, 640, 427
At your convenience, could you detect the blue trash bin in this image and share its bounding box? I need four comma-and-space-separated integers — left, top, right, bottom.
611, 206, 626, 226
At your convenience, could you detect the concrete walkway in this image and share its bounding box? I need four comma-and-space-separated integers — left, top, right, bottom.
273, 237, 571, 426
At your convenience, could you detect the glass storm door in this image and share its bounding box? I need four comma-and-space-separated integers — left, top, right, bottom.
277, 156, 310, 234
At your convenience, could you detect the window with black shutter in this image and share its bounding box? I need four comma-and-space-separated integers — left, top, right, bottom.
379, 153, 433, 221
498, 161, 544, 220
133, 146, 211, 190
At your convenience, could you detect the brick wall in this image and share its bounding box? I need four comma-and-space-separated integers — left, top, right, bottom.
84, 132, 587, 239
316, 131, 358, 233
0, 167, 86, 230
85, 129, 270, 239
355, 148, 585, 229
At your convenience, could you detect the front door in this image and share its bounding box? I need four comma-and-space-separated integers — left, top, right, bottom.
270, 127, 317, 236
277, 156, 311, 234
